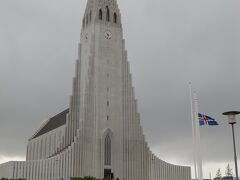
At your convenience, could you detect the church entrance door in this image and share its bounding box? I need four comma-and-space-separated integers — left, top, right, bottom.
104, 169, 112, 180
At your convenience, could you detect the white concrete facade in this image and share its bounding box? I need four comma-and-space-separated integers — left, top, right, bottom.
0, 161, 26, 179
0, 0, 191, 179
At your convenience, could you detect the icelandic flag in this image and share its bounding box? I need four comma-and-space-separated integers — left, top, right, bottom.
198, 113, 219, 126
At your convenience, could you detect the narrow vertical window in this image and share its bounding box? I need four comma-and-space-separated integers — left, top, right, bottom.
86, 15, 88, 25
107, 101, 109, 106
83, 18, 85, 28
44, 137, 47, 157
99, 9, 103, 20
89, 11, 92, 22
114, 13, 117, 23
106, 6, 110, 22
40, 139, 43, 158
105, 135, 111, 165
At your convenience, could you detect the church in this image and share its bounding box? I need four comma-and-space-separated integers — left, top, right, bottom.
0, 0, 191, 179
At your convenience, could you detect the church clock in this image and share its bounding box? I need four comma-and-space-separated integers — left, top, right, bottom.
105, 31, 112, 39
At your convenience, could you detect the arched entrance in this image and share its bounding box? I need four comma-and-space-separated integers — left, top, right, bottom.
104, 169, 112, 180
104, 134, 113, 180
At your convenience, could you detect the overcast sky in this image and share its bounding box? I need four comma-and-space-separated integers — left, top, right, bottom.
0, 0, 240, 178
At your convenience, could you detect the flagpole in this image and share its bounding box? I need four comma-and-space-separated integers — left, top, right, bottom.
189, 83, 198, 180
193, 92, 203, 180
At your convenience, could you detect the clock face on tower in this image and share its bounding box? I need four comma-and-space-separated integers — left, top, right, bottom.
105, 31, 112, 39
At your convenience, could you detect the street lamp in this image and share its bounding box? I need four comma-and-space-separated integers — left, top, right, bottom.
223, 111, 240, 180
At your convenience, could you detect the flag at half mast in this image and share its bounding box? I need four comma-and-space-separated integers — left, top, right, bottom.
198, 113, 219, 126
189, 82, 219, 180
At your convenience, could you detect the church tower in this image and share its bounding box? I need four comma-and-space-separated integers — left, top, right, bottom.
76, 0, 124, 178
25, 0, 191, 179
